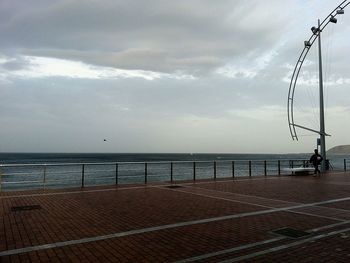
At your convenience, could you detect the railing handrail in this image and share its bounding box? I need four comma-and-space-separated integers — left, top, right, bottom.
0, 158, 310, 168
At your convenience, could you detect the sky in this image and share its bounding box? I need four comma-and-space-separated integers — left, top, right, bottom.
0, 0, 350, 154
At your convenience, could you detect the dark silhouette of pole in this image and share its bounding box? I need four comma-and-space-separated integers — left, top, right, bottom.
317, 19, 326, 172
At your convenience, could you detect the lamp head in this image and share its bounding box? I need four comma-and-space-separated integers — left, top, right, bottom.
329, 16, 337, 23
304, 41, 311, 47
311, 26, 319, 34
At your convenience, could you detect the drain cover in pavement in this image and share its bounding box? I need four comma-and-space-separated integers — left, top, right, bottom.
165, 185, 184, 189
272, 227, 310, 238
11, 205, 41, 212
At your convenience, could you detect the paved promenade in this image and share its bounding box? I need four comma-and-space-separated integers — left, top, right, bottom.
1, 172, 350, 262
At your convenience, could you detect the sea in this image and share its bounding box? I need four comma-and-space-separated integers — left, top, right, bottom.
0, 153, 348, 191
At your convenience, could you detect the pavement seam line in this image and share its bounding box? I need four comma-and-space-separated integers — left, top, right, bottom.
190, 184, 302, 205
174, 237, 285, 263
175, 220, 350, 263
191, 184, 350, 213
0, 196, 349, 257
160, 186, 347, 222
218, 226, 350, 263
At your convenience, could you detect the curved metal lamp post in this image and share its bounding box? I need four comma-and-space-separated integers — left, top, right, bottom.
287, 0, 349, 171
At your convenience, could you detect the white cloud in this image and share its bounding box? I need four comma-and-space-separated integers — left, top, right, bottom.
1, 55, 194, 81
216, 49, 279, 79
216, 65, 258, 79
283, 70, 350, 87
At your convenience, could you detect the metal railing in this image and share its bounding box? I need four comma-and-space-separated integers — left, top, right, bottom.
0, 159, 317, 192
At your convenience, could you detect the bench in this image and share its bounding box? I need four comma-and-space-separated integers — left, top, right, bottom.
283, 167, 314, 175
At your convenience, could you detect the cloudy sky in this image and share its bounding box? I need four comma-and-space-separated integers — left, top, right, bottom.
0, 0, 349, 153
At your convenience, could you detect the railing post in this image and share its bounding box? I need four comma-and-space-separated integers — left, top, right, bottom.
145, 163, 148, 184
214, 161, 217, 180
115, 163, 118, 185
193, 162, 196, 181
278, 160, 281, 175
170, 162, 173, 183
344, 159, 347, 171
43, 165, 47, 189
249, 161, 252, 177
264, 160, 267, 176
232, 161, 235, 179
81, 164, 85, 188
291, 160, 294, 169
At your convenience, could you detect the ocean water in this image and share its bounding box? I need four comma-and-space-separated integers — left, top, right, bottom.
0, 153, 348, 191
0, 152, 311, 164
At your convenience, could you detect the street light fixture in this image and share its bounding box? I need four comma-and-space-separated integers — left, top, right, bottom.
311, 26, 319, 34
288, 0, 350, 173
329, 16, 337, 23
304, 41, 311, 48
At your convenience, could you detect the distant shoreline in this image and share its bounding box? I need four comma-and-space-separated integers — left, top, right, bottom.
327, 145, 350, 155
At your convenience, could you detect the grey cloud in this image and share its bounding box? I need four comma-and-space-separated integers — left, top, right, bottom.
0, 0, 293, 74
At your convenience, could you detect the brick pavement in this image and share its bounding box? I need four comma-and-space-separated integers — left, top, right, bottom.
0, 172, 349, 262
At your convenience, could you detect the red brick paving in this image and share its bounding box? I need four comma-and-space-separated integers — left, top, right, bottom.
0, 172, 349, 262
244, 226, 350, 263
